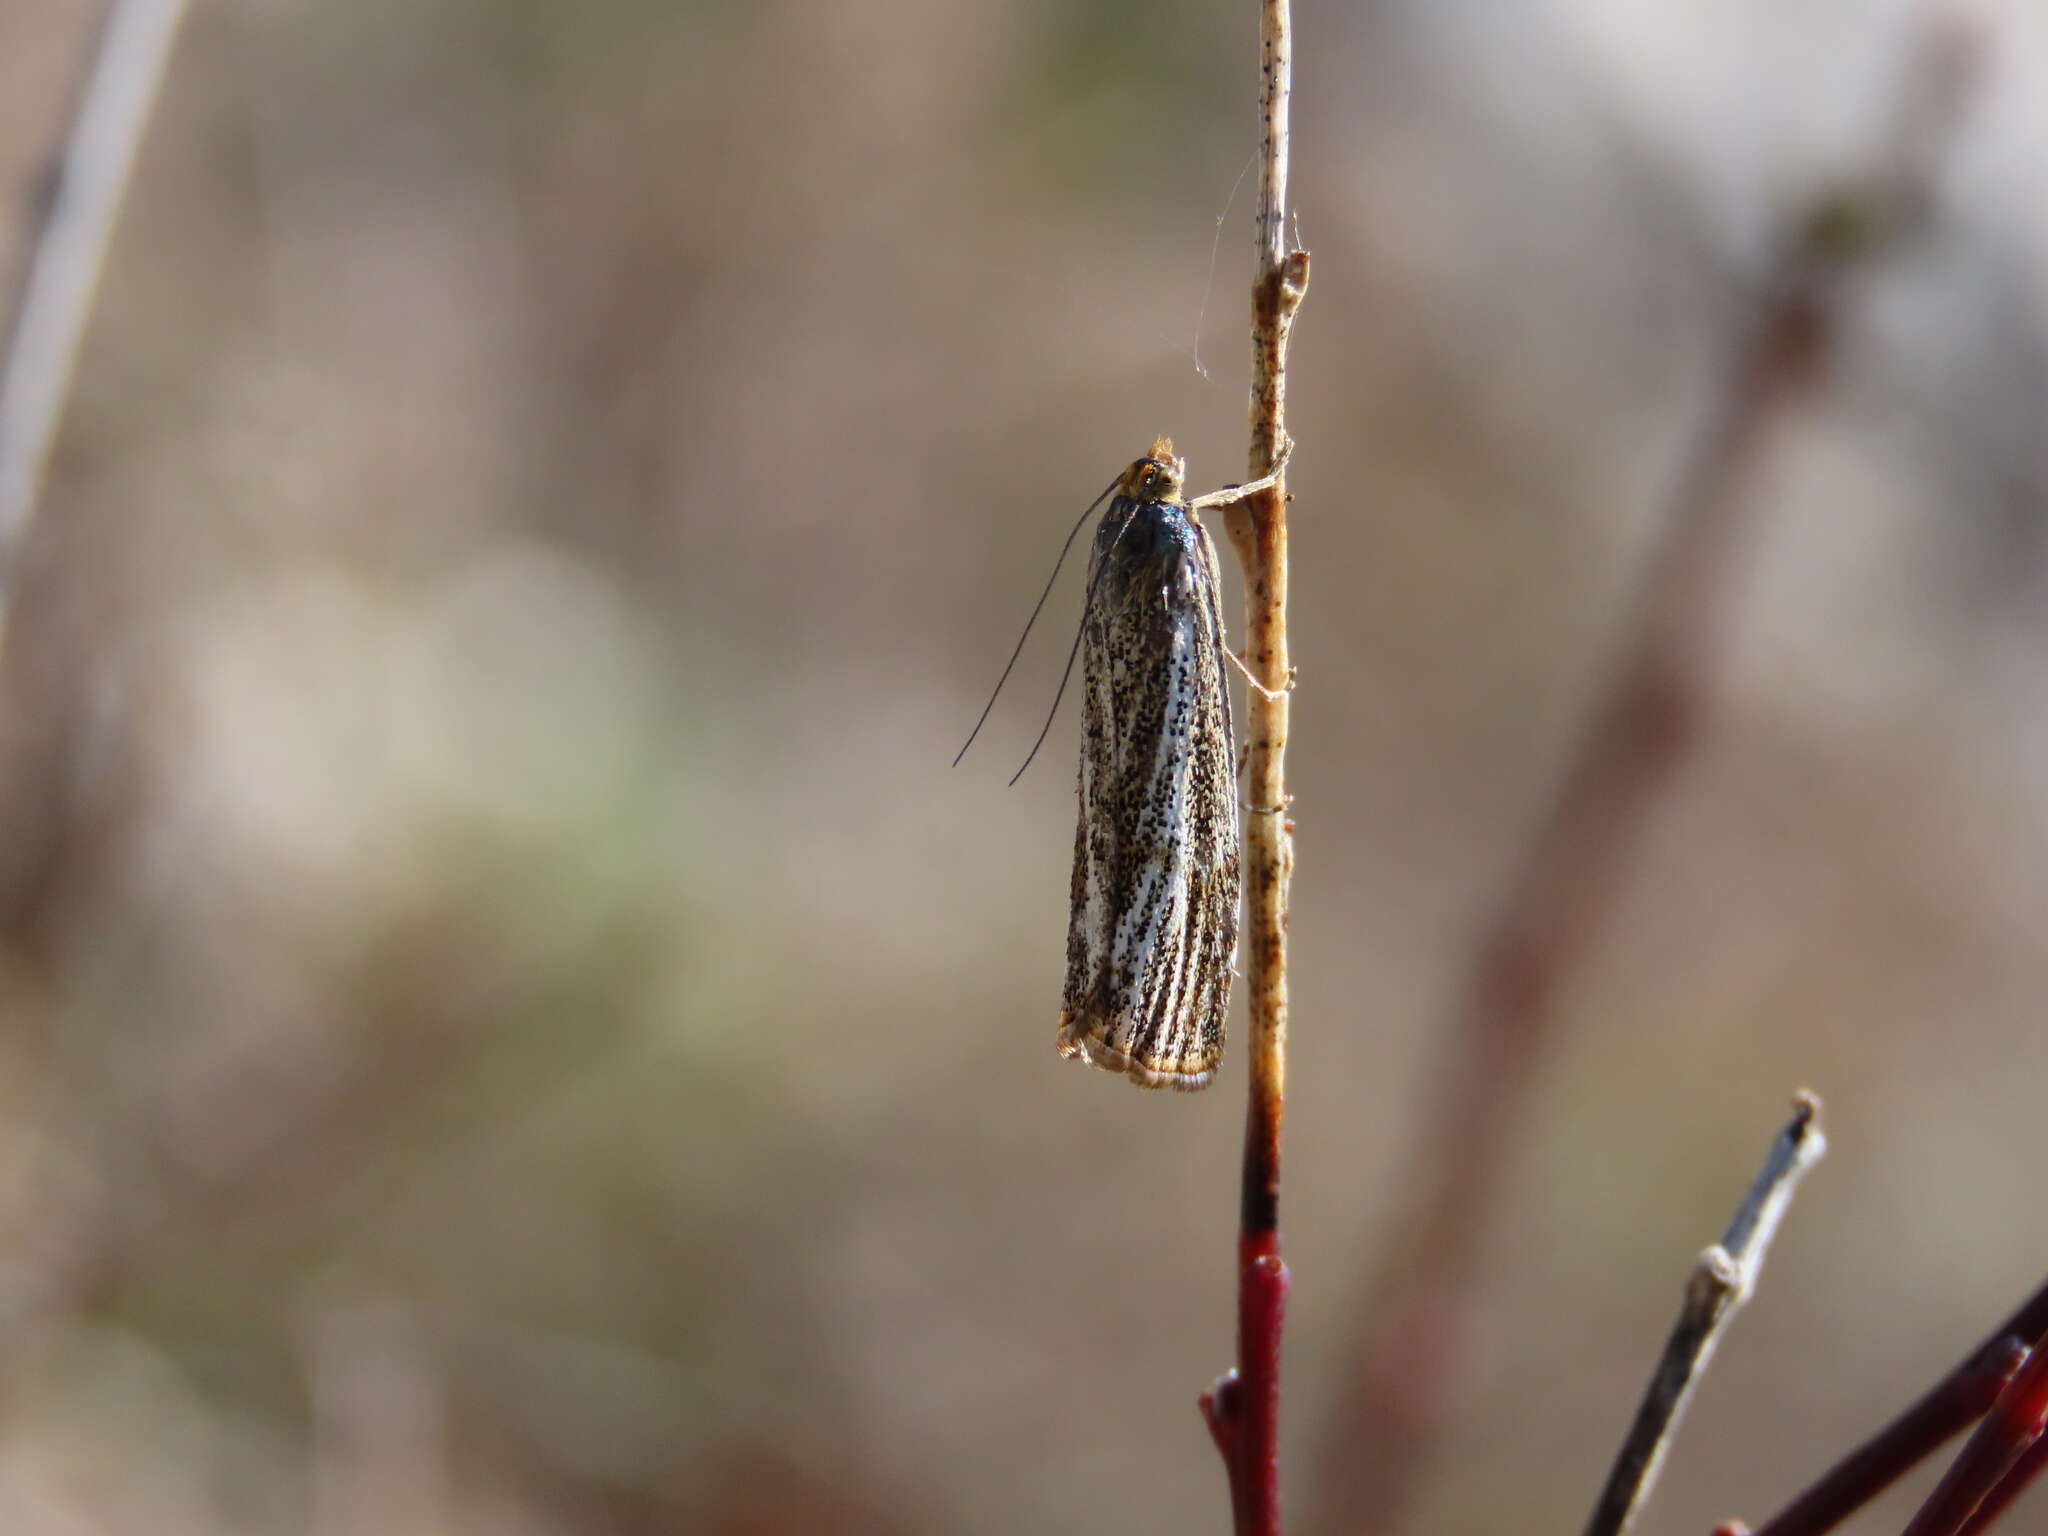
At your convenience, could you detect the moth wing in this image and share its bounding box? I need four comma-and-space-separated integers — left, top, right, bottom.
1057, 508, 1238, 1089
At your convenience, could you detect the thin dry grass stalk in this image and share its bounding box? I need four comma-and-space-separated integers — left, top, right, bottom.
1200, 2, 1308, 1533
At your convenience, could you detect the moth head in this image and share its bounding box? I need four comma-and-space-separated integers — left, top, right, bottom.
1120, 437, 1187, 503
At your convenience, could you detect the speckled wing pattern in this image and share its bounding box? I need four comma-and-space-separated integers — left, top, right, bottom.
1054, 455, 1240, 1090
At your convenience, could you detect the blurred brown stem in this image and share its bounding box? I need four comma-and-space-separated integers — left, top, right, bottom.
1203, 1, 1307, 1532
1310, 31, 1980, 1528
1310, 217, 1835, 1536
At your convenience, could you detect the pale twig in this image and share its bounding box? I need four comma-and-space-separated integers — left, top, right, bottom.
1583, 1093, 1828, 1536
1199, 2, 1308, 1533
0, 0, 189, 618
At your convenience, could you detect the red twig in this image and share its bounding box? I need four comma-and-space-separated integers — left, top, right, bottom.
1900, 1334, 2048, 1536
1956, 1422, 2048, 1536
1744, 1339, 2026, 1536
1203, 1233, 1291, 1534
1746, 1275, 2048, 1536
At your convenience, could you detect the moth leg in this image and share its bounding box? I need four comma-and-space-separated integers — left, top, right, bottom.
1185, 438, 1294, 512
1227, 647, 1290, 700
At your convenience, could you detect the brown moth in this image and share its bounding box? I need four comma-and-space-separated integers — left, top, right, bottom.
1054, 439, 1241, 1090
956, 438, 1286, 1090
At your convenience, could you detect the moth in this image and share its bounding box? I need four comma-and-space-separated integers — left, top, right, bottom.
1050, 439, 1246, 1089
958, 439, 1287, 1090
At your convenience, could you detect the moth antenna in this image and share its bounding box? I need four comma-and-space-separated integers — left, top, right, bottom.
1007, 500, 1142, 785
953, 474, 1120, 767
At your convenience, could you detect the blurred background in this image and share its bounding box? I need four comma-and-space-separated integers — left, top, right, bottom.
1, 0, 2047, 1532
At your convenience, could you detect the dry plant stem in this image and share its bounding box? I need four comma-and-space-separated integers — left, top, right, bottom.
1750, 1276, 2048, 1536
1583, 1094, 1827, 1536
1202, 2, 1307, 1534
0, 0, 189, 619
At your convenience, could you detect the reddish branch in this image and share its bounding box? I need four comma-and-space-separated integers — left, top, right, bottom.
1957, 1418, 2048, 1536
1899, 1338, 2048, 1536
1203, 1242, 1290, 1534
1744, 1276, 2048, 1536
